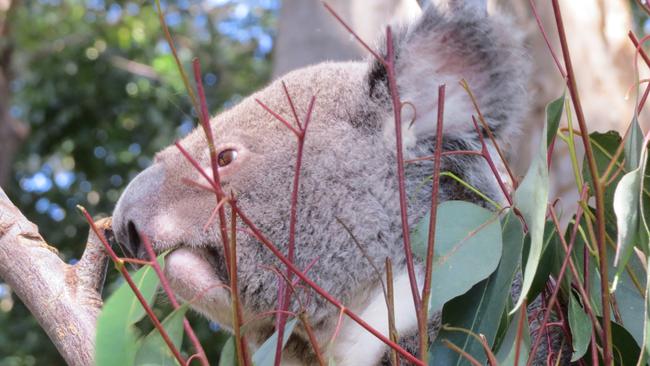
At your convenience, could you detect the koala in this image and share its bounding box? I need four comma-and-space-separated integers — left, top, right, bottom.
112, 1, 529, 365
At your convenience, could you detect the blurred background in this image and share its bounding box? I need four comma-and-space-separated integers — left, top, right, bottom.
0, 0, 649, 364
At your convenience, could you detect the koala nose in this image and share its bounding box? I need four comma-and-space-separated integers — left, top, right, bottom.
124, 221, 142, 258
112, 163, 165, 259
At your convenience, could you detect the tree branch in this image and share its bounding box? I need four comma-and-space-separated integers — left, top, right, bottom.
0, 187, 110, 366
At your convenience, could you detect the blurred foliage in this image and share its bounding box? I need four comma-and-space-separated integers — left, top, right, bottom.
0, 0, 276, 364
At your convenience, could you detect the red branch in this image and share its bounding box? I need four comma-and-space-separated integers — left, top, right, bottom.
79, 208, 186, 366
233, 203, 425, 366
192, 59, 231, 277
141, 235, 208, 365
419, 84, 445, 360
254, 89, 317, 366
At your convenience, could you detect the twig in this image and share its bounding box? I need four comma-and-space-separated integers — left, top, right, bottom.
229, 201, 251, 366
442, 339, 483, 366
233, 202, 424, 365
386, 258, 400, 366
79, 208, 186, 366
550, 1, 612, 362
419, 84, 445, 362
140, 235, 208, 366
192, 59, 231, 277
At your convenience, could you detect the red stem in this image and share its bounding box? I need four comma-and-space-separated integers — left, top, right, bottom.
385, 25, 423, 322
271, 94, 316, 366
527, 205, 584, 366
527, 0, 567, 79
192, 59, 231, 276
79, 209, 186, 366
550, 1, 612, 363
419, 84, 445, 361
472, 118, 513, 206
233, 203, 424, 366
140, 235, 209, 366
513, 298, 527, 366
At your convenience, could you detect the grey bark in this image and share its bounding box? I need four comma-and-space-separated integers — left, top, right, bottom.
0, 187, 110, 366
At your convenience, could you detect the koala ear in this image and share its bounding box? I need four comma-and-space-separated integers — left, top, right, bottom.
364, 0, 527, 149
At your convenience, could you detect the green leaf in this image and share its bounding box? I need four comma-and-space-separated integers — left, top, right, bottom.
218, 337, 236, 366
583, 132, 625, 229
512, 96, 559, 313
546, 94, 565, 147
613, 158, 645, 287
568, 294, 591, 361
96, 256, 165, 366
495, 308, 530, 366
252, 318, 298, 366
411, 201, 502, 313
135, 304, 189, 365
611, 320, 642, 365
521, 222, 562, 301
640, 256, 650, 365
625, 117, 644, 171
429, 210, 523, 365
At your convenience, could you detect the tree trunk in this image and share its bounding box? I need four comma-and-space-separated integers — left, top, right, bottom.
494, 0, 640, 208
0, 187, 110, 366
272, 0, 420, 78
0, 0, 28, 188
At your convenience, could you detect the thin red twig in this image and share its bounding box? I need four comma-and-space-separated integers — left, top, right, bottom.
140, 235, 209, 366
79, 208, 186, 366
192, 59, 231, 277
419, 84, 445, 361
549, 2, 612, 362
233, 203, 424, 365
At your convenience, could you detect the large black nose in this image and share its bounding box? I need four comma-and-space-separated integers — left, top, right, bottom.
123, 221, 142, 258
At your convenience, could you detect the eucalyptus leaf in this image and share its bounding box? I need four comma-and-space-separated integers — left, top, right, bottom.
625, 117, 643, 171
411, 201, 502, 313
495, 308, 530, 366
135, 304, 189, 365
568, 294, 591, 361
218, 337, 236, 366
546, 94, 565, 147
429, 210, 523, 365
512, 96, 560, 313
611, 320, 642, 365
96, 256, 165, 366
612, 157, 644, 286
252, 317, 298, 366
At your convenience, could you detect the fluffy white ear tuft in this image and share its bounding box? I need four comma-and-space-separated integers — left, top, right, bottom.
367, 1, 528, 149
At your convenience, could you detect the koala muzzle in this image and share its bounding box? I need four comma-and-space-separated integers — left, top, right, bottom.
112, 163, 165, 259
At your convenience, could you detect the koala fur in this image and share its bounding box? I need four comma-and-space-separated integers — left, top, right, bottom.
113, 2, 529, 365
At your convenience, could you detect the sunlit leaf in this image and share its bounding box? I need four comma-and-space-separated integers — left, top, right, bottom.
252, 318, 298, 366
135, 304, 189, 365
429, 210, 523, 365
96, 255, 165, 366
411, 201, 502, 313
512, 96, 560, 313
218, 337, 236, 366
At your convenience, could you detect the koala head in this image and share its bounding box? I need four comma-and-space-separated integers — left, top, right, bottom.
112, 3, 528, 364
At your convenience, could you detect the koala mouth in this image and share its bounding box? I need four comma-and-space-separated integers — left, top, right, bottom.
116, 221, 229, 284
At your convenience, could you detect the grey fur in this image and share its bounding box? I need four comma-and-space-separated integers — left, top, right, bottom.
113, 2, 529, 364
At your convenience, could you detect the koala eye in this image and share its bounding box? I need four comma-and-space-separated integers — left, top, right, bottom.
217, 149, 238, 167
